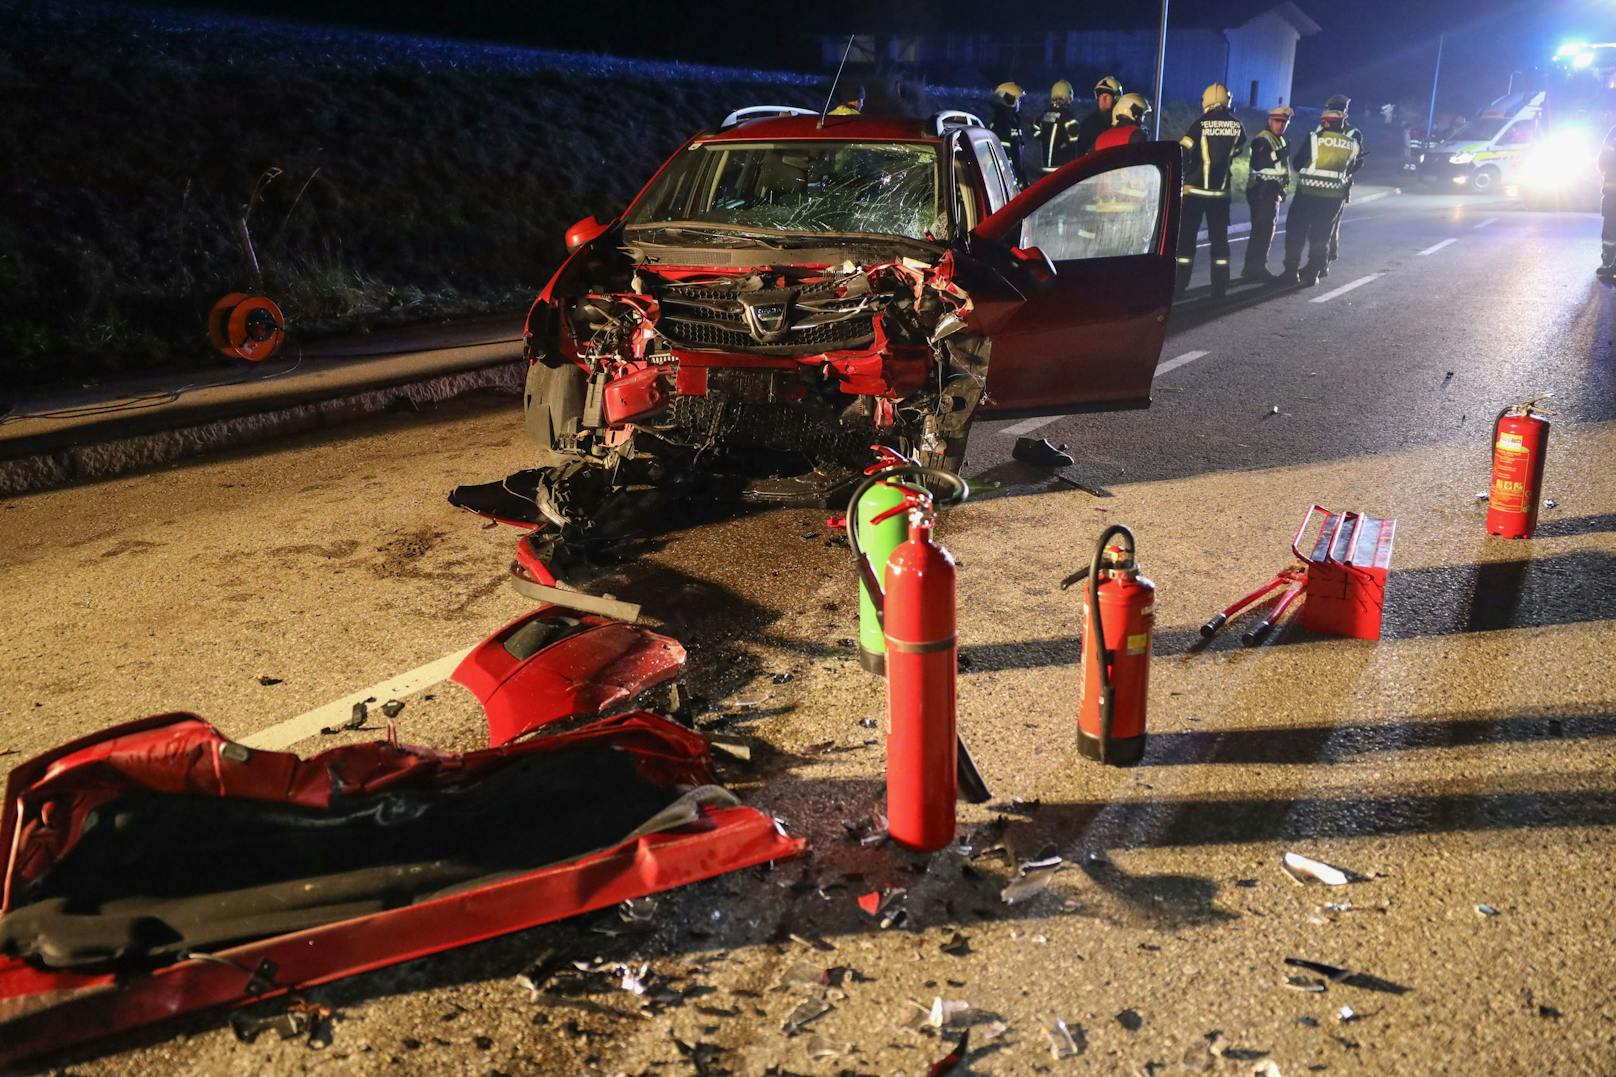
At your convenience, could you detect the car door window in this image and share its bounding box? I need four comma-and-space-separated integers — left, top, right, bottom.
1018, 164, 1162, 261
953, 140, 982, 231
970, 136, 1010, 212
991, 140, 1022, 198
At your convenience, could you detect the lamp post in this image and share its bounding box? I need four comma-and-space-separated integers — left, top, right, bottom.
1424, 33, 1445, 144
1153, 0, 1169, 139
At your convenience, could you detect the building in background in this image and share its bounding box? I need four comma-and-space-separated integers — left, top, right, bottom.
818, 2, 1319, 110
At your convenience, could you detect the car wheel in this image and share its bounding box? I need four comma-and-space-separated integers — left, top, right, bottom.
523, 360, 586, 468
1470, 166, 1500, 194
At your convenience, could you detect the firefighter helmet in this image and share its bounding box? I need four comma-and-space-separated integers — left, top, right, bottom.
1051, 80, 1074, 106
1094, 75, 1123, 101
994, 81, 1025, 108
1112, 92, 1151, 126
1202, 83, 1232, 111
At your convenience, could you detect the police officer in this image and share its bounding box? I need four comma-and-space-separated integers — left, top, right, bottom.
1242, 105, 1293, 283
1176, 83, 1246, 299
1033, 80, 1082, 174
1095, 93, 1151, 150
990, 81, 1031, 187
1599, 124, 1616, 280
1282, 98, 1361, 287
1076, 76, 1124, 157
1327, 95, 1368, 265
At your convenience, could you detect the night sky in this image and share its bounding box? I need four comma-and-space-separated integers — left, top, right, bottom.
168, 0, 1610, 117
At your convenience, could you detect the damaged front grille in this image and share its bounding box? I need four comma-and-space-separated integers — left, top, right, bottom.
666, 390, 870, 461
655, 276, 877, 355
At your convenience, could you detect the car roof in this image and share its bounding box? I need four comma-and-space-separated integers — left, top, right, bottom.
696, 114, 953, 144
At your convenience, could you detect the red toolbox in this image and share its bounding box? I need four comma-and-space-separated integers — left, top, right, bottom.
1293, 505, 1397, 640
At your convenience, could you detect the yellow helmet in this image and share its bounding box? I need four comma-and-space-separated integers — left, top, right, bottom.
994, 81, 1025, 107
1051, 80, 1074, 106
1094, 75, 1123, 100
1202, 82, 1232, 111
1112, 92, 1151, 125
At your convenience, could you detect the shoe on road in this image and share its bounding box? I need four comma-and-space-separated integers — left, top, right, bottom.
1317, 265, 1330, 280
1299, 271, 1319, 288
1012, 437, 1075, 469
1597, 263, 1616, 281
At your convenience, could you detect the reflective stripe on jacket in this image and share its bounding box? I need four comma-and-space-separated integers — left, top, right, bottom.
1179, 107, 1246, 196
1294, 127, 1359, 198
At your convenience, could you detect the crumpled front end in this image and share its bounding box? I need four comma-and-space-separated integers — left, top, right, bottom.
490, 252, 983, 530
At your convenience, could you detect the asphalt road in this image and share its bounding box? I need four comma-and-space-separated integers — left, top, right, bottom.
2, 192, 1614, 1075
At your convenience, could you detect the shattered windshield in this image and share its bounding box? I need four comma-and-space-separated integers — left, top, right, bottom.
626, 141, 944, 241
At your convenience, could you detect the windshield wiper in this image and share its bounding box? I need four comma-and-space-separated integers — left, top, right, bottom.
629, 224, 784, 249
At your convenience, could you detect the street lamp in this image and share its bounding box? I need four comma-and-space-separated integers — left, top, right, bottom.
1153, 0, 1169, 139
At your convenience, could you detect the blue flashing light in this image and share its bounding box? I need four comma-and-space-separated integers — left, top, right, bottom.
1558, 40, 1590, 59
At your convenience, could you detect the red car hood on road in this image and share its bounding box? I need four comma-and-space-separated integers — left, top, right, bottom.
0, 608, 801, 1066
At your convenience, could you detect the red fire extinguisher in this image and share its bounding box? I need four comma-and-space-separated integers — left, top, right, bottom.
847, 465, 986, 851
1486, 398, 1552, 539
1061, 525, 1154, 766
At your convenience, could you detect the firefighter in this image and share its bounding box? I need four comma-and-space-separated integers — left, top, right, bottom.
1033, 80, 1082, 174
1076, 75, 1124, 157
828, 85, 865, 116
1095, 92, 1151, 150
1282, 98, 1361, 287
1599, 124, 1616, 280
1175, 83, 1247, 299
1326, 95, 1368, 264
1242, 105, 1293, 282
990, 81, 1031, 187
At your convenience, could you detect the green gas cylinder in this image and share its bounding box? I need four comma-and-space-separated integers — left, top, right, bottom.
853, 475, 918, 674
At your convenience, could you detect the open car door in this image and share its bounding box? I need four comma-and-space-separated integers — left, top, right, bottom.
969, 140, 1182, 416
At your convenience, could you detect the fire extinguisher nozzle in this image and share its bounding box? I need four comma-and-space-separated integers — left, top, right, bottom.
1200, 614, 1226, 639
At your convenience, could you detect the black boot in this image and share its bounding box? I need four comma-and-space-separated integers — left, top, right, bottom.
1211, 261, 1230, 299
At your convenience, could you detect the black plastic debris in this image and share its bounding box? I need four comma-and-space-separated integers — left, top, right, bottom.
1284, 957, 1411, 995
1116, 1008, 1143, 1031
1012, 436, 1075, 468
939, 932, 971, 957
257, 676, 283, 686
859, 717, 879, 729
928, 1029, 970, 1076
320, 702, 367, 735
381, 700, 405, 718
772, 672, 794, 685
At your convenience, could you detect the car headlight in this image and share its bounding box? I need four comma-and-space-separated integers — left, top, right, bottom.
1449, 152, 1474, 165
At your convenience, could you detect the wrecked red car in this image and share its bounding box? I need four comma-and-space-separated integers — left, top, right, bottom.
456, 107, 1182, 531
0, 607, 800, 1065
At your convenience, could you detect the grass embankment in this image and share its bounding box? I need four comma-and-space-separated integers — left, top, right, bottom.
0, 5, 824, 390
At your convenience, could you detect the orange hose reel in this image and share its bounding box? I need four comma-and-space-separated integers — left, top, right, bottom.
207, 292, 285, 361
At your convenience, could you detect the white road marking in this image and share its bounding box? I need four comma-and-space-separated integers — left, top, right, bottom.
1418, 238, 1458, 255
1474, 217, 1498, 229
997, 350, 1211, 437
240, 645, 476, 750
1000, 414, 1059, 437
1153, 350, 1210, 378
1309, 273, 1382, 304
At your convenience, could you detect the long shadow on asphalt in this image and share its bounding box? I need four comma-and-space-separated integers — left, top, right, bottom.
1140, 702, 1616, 766
957, 549, 1616, 674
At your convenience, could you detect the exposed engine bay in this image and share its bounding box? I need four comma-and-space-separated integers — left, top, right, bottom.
469, 245, 991, 549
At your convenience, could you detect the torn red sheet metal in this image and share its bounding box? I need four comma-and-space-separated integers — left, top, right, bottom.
0, 711, 801, 1066
452, 605, 683, 743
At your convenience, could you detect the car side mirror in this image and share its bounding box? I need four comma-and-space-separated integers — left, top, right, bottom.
564, 215, 609, 253
1010, 245, 1057, 288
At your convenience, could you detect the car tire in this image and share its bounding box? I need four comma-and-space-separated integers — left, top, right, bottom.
1470, 166, 1500, 194
523, 359, 586, 469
